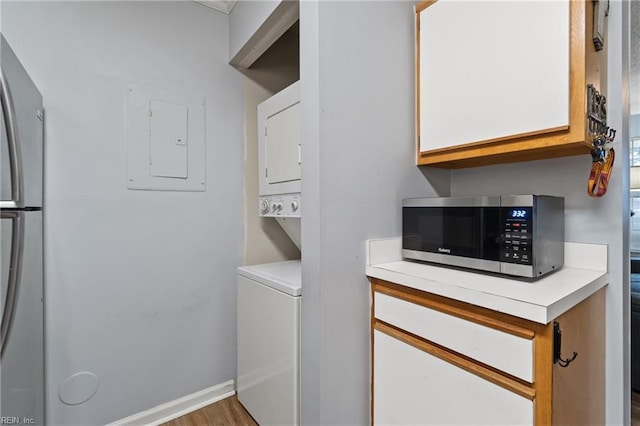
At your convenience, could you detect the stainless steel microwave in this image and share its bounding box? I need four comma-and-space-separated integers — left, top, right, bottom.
402, 195, 564, 278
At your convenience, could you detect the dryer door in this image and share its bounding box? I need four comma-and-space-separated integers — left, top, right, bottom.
258, 81, 301, 196
266, 102, 300, 185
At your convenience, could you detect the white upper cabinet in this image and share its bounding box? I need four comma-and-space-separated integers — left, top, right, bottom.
419, 0, 569, 152
415, 0, 607, 168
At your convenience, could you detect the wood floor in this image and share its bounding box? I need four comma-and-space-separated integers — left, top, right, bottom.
162, 396, 257, 426
633, 391, 640, 426
166, 391, 640, 425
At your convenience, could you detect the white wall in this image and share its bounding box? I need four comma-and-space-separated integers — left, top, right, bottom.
300, 2, 450, 424
2, 2, 244, 424
228, 0, 280, 62
240, 22, 299, 94
450, 2, 629, 423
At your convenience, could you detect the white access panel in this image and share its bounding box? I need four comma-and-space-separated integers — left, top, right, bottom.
258, 81, 300, 196
266, 102, 300, 184
419, 0, 569, 152
237, 263, 300, 426
374, 330, 533, 425
149, 100, 188, 179
126, 82, 206, 191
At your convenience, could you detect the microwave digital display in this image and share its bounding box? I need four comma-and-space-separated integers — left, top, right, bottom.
510, 209, 528, 218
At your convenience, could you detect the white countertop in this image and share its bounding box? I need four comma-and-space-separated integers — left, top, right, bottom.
366, 238, 609, 324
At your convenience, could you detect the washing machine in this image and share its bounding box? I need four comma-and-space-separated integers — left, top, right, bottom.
257, 80, 302, 250
237, 260, 301, 425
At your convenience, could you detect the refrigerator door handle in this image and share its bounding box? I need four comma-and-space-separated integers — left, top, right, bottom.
0, 67, 23, 209
0, 211, 24, 359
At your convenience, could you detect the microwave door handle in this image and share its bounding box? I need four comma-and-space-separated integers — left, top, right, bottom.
0, 211, 24, 359
0, 67, 23, 209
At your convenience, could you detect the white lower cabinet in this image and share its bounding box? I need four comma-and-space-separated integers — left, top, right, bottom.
370, 278, 605, 426
374, 330, 533, 425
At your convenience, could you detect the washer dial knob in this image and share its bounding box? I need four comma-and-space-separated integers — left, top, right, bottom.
260, 199, 270, 214
291, 201, 299, 211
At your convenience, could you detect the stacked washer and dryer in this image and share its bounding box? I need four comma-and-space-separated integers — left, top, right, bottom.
237, 81, 302, 425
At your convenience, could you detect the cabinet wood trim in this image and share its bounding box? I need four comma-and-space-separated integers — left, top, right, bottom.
374, 320, 536, 401
419, 125, 571, 156
415, 0, 595, 168
550, 288, 605, 425
370, 285, 375, 426
372, 279, 536, 340
534, 317, 554, 425
415, 1, 436, 14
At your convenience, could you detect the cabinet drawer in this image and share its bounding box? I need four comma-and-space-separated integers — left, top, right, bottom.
375, 292, 534, 382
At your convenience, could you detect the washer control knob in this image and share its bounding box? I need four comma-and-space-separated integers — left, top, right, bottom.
291, 201, 299, 211
277, 202, 283, 211
272, 202, 279, 211
260, 199, 270, 214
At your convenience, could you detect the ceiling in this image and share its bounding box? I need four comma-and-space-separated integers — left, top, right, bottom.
193, 0, 237, 14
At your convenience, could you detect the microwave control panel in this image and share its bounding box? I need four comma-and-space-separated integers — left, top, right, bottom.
501, 207, 533, 265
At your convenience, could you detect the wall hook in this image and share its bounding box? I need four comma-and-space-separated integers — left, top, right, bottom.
553, 322, 578, 368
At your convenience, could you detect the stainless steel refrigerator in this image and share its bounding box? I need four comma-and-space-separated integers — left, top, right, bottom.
0, 35, 44, 425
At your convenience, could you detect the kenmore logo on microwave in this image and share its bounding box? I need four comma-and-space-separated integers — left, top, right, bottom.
438, 248, 451, 253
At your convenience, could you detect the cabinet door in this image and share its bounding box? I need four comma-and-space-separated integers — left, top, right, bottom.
417, 0, 570, 153
413, 0, 607, 168
373, 330, 533, 425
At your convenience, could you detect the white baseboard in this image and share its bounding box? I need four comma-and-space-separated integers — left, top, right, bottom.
108, 380, 235, 426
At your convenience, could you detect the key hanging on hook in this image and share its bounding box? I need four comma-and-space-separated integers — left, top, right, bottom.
587, 85, 616, 198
